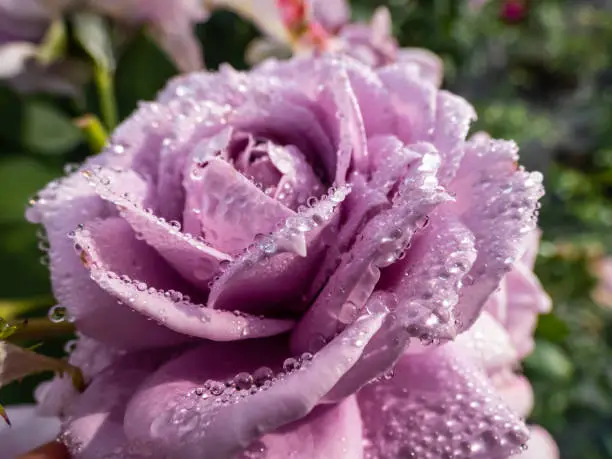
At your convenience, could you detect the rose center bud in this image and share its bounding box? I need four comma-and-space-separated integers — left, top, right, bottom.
182, 128, 327, 256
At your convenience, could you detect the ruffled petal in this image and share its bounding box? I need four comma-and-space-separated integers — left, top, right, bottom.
184, 157, 295, 254
59, 350, 175, 459
358, 343, 529, 459
123, 312, 386, 459
238, 397, 363, 459
454, 312, 518, 373
207, 185, 349, 315
293, 147, 451, 352
511, 427, 559, 459
0, 404, 61, 458
72, 217, 294, 340
504, 263, 552, 358
493, 372, 534, 419
83, 166, 232, 288
26, 172, 184, 350
396, 47, 444, 88
449, 138, 544, 332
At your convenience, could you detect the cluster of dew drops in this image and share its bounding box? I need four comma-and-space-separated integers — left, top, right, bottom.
186, 352, 314, 407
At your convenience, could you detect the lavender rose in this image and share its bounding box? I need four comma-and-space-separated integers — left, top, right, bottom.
30, 52, 549, 459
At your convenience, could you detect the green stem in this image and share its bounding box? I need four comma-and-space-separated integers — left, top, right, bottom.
6, 318, 75, 342
0, 295, 54, 320
95, 65, 118, 131
75, 114, 108, 153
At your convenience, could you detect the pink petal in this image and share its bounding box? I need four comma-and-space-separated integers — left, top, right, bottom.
60, 350, 175, 459
358, 343, 529, 459
449, 138, 544, 333
377, 63, 437, 147
493, 372, 534, 419
0, 404, 61, 458
293, 147, 451, 352
504, 263, 552, 358
72, 217, 294, 341
511, 427, 559, 459
207, 185, 349, 315
184, 157, 295, 254
123, 312, 386, 459
238, 397, 363, 459
396, 47, 445, 88
83, 166, 232, 288
26, 172, 185, 350
454, 312, 518, 373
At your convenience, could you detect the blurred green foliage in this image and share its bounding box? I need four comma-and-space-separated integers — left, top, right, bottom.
1, 1, 612, 458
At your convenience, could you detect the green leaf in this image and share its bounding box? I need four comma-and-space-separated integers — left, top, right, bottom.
73, 13, 115, 72
536, 313, 571, 342
115, 31, 177, 119
73, 12, 118, 129
0, 341, 84, 391
524, 340, 574, 381
22, 102, 83, 154
0, 157, 57, 223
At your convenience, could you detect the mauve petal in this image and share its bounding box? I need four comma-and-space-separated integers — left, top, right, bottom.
184, 157, 295, 254
454, 312, 518, 373
377, 64, 437, 145
60, 350, 176, 459
238, 397, 363, 459
519, 228, 542, 270
385, 213, 477, 342
26, 172, 185, 350
207, 186, 349, 315
431, 92, 477, 185
511, 427, 559, 459
504, 263, 552, 358
396, 48, 444, 88
358, 343, 529, 459
123, 312, 386, 459
493, 372, 534, 419
325, 213, 477, 401
0, 404, 61, 458
72, 217, 294, 341
293, 147, 451, 352
83, 166, 231, 288
311, 0, 350, 32
317, 59, 369, 179
449, 138, 544, 333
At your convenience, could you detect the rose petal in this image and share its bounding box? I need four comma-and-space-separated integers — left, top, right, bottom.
73, 217, 294, 340
123, 312, 386, 459
325, 214, 477, 401
454, 312, 518, 373
184, 157, 296, 254
239, 397, 363, 459
83, 166, 232, 288
493, 372, 534, 419
504, 263, 552, 358
293, 147, 451, 352
59, 350, 175, 459
207, 185, 349, 315
358, 343, 529, 459
396, 47, 445, 88
511, 427, 559, 459
26, 172, 185, 350
0, 404, 61, 458
449, 138, 544, 332
377, 63, 437, 144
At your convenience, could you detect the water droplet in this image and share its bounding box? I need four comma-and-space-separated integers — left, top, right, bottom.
282, 357, 301, 373
234, 372, 254, 390
48, 305, 67, 323
253, 367, 274, 386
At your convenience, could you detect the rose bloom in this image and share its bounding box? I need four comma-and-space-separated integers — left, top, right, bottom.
26, 51, 556, 459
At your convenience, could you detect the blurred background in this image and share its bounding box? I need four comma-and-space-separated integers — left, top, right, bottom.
1, 1, 612, 458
